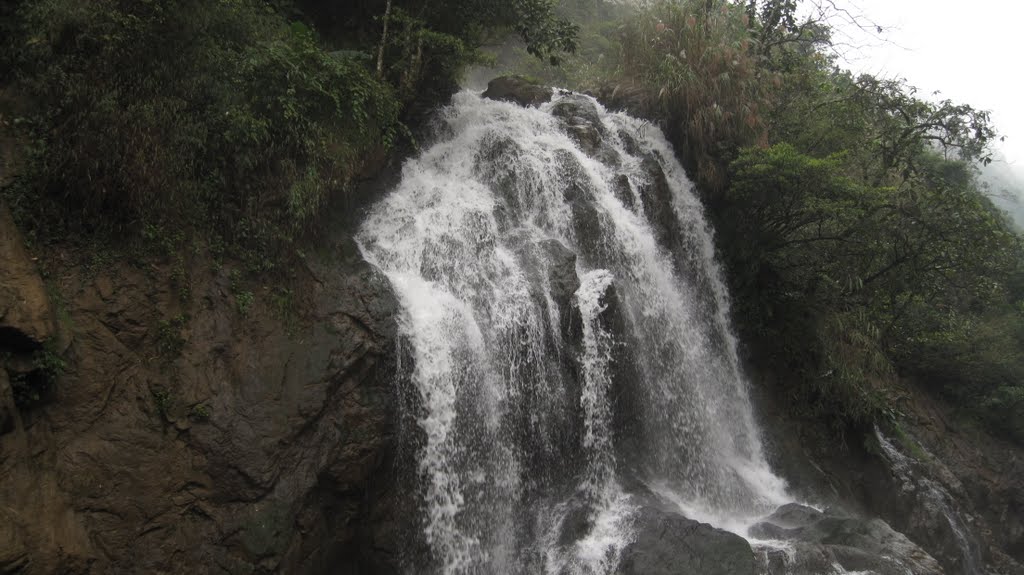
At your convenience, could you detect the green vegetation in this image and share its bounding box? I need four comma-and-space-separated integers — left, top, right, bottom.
152, 388, 173, 420
3, 0, 399, 242
189, 403, 211, 422
236, 290, 256, 317
618, 0, 772, 190
268, 286, 298, 335
0, 0, 577, 249
155, 314, 188, 360
506, 0, 1024, 443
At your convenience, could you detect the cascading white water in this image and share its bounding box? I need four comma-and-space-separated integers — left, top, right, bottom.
357, 89, 788, 574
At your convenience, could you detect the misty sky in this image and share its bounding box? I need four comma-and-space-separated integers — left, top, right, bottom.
829, 0, 1023, 165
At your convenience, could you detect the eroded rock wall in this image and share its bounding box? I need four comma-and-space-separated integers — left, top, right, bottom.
0, 204, 405, 574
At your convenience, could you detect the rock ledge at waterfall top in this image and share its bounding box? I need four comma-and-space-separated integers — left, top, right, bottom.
482, 75, 553, 108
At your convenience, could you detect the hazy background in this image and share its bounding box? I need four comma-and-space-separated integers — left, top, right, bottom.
830, 0, 1024, 226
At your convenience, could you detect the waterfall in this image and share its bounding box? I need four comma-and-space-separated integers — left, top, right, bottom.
357, 89, 788, 574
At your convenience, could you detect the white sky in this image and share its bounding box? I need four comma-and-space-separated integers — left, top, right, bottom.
828, 0, 1024, 165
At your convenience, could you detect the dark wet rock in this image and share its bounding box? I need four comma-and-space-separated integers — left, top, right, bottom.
750, 503, 945, 575
865, 431, 990, 575
755, 501, 825, 529
756, 543, 835, 575
567, 124, 603, 154
550, 95, 621, 165
0, 220, 407, 573
502, 233, 587, 486
611, 174, 636, 210
754, 373, 1024, 575
617, 129, 643, 156
884, 409, 1024, 575
0, 204, 56, 351
636, 156, 683, 253
551, 95, 603, 134
557, 501, 594, 546
554, 151, 605, 264
563, 179, 603, 259
593, 146, 623, 168
619, 506, 757, 575
592, 281, 646, 478
482, 75, 553, 108
514, 237, 584, 347
477, 131, 523, 166
539, 239, 581, 334
0, 508, 29, 574
475, 132, 543, 229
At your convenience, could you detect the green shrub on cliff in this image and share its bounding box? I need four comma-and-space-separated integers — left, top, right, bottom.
617, 0, 773, 191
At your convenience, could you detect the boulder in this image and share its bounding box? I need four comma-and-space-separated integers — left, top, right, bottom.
482, 76, 553, 108
550, 95, 604, 135
750, 503, 945, 575
550, 95, 621, 165
619, 506, 757, 575
756, 543, 834, 575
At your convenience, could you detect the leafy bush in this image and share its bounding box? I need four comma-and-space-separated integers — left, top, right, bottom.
617, 0, 773, 190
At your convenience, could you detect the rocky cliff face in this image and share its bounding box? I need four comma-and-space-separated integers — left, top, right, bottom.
753, 344, 1024, 575
0, 199, 406, 574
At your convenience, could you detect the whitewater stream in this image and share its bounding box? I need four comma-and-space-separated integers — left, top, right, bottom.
357, 89, 793, 573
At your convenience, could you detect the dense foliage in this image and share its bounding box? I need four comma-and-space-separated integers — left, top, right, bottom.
0, 0, 577, 246
2, 0, 396, 241
504, 0, 1024, 442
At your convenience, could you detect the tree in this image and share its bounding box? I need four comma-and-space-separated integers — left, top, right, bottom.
722, 142, 1023, 427
852, 76, 999, 185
